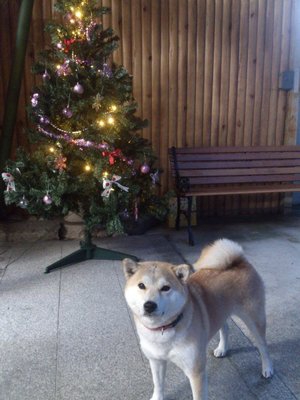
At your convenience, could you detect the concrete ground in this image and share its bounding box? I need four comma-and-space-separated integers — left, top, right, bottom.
0, 214, 299, 400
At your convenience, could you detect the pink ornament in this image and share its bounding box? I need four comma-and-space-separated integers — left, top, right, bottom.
73, 82, 84, 94
43, 194, 52, 205
31, 98, 38, 107
140, 163, 150, 174
19, 196, 28, 209
62, 107, 73, 118
42, 70, 50, 81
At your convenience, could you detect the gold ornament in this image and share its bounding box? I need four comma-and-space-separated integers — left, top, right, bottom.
92, 93, 104, 111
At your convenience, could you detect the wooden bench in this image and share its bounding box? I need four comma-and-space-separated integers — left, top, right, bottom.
168, 145, 300, 245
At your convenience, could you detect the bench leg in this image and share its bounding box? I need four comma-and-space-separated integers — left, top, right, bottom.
176, 195, 181, 230
187, 196, 195, 246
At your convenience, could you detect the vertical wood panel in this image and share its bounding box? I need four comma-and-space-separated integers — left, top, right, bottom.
267, 0, 283, 145
120, 0, 132, 70
186, 0, 197, 146
151, 0, 161, 153
194, 0, 206, 146
203, 0, 215, 147
160, 0, 169, 190
235, 1, 249, 146
168, 0, 178, 147
111, 0, 122, 65
177, 0, 188, 147
211, 0, 222, 146
227, 0, 240, 146
260, 1, 274, 146
218, 0, 231, 147
141, 0, 151, 141
131, 0, 142, 134
244, 0, 258, 146
252, 0, 266, 146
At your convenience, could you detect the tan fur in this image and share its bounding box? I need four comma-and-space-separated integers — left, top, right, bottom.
123, 239, 273, 400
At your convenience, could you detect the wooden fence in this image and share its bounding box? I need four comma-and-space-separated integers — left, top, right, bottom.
1, 0, 300, 215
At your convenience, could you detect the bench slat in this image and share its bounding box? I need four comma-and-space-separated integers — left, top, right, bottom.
183, 184, 300, 196
171, 152, 300, 162
174, 159, 300, 170
179, 166, 300, 177
169, 145, 300, 154
189, 174, 300, 185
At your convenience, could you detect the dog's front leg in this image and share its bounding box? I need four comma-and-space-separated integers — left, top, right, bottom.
149, 358, 167, 400
187, 368, 208, 400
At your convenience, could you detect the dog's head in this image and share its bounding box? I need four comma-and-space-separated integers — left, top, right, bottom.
123, 258, 192, 329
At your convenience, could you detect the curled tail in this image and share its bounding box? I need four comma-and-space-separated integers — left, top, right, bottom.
194, 239, 244, 270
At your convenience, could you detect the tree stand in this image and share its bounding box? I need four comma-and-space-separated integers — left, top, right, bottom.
45, 230, 138, 273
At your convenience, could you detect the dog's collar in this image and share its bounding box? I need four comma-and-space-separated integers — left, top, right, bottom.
146, 313, 183, 335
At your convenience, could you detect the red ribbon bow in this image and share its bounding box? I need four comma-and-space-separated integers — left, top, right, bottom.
102, 148, 123, 165
63, 38, 76, 53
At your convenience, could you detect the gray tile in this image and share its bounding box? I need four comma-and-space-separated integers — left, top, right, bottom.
0, 214, 300, 399
0, 243, 60, 400
56, 261, 150, 400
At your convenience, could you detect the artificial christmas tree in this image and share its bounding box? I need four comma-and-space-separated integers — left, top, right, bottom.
2, 0, 167, 272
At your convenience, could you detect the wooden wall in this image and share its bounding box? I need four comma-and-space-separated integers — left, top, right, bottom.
1, 0, 300, 215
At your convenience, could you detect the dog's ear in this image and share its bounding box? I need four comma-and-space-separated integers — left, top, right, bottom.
123, 258, 139, 279
172, 264, 192, 283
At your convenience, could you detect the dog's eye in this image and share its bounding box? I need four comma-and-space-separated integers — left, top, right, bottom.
138, 283, 146, 290
161, 285, 171, 292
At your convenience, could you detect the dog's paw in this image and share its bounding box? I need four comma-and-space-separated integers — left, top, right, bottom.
262, 364, 274, 379
213, 347, 227, 358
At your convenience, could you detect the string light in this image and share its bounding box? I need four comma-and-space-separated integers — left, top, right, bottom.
70, 19, 75, 24
107, 116, 115, 125
75, 10, 83, 19
103, 171, 108, 178
84, 164, 91, 172
98, 119, 105, 127
49, 146, 55, 153
110, 105, 117, 112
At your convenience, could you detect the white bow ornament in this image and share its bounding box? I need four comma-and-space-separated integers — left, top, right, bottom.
2, 172, 16, 192
102, 175, 129, 197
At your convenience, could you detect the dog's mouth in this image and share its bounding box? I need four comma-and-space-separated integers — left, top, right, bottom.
143, 310, 164, 318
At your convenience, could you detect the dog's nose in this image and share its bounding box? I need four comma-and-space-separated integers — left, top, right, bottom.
144, 301, 157, 314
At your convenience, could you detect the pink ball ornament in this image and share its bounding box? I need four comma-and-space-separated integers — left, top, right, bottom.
18, 196, 28, 209
43, 194, 52, 205
62, 107, 73, 118
73, 82, 84, 94
42, 70, 50, 81
140, 163, 150, 174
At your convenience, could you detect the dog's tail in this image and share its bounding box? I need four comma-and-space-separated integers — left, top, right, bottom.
193, 239, 244, 270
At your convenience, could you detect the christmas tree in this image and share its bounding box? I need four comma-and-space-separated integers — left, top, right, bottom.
2, 0, 167, 236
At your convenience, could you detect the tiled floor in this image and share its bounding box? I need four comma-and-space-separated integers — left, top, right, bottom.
0, 215, 299, 399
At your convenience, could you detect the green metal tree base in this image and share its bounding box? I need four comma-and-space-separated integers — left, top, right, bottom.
45, 231, 139, 273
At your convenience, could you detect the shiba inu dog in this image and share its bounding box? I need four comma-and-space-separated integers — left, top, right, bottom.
123, 239, 273, 400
